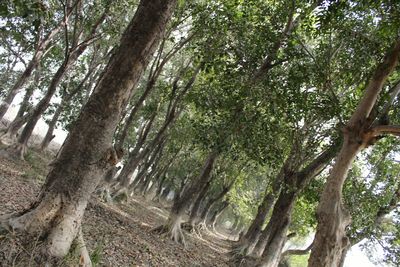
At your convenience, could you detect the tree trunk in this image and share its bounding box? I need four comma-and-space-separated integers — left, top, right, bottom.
235, 164, 288, 255
11, 59, 70, 158
255, 190, 296, 267
188, 178, 212, 226
211, 200, 229, 230
40, 98, 66, 150
2, 0, 176, 263
160, 185, 171, 201
236, 190, 275, 254
159, 151, 218, 244
0, 75, 37, 141
308, 40, 400, 267
0, 59, 36, 120
115, 113, 157, 189
338, 246, 349, 267
1, 86, 34, 141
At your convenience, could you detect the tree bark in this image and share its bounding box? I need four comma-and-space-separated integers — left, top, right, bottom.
2, 0, 176, 262
12, 59, 71, 158
308, 39, 400, 267
39, 98, 66, 151
115, 113, 157, 189
236, 188, 275, 253
188, 178, 212, 226
254, 144, 339, 266
40, 58, 97, 151
198, 182, 233, 226
159, 151, 218, 244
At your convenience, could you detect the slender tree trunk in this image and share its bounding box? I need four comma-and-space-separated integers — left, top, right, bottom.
156, 151, 218, 245
198, 181, 234, 227
188, 178, 212, 226
39, 98, 66, 150
254, 144, 339, 265
254, 190, 296, 267
11, 5, 108, 158
211, 201, 229, 230
2, 0, 176, 263
0, 3, 76, 120
11, 60, 70, 158
115, 113, 157, 189
0, 58, 37, 120
1, 69, 39, 141
154, 174, 168, 201
236, 189, 275, 254
1, 87, 34, 140
235, 164, 287, 255
160, 185, 171, 201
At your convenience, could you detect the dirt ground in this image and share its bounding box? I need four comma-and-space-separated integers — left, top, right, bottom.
0, 148, 235, 267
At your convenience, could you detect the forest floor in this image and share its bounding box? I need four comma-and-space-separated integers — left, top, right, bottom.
0, 146, 235, 267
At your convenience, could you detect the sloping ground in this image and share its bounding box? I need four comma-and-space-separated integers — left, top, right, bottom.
0, 149, 232, 266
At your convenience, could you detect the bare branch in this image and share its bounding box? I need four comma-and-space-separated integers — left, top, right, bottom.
282, 242, 314, 258
370, 125, 400, 137
349, 39, 400, 127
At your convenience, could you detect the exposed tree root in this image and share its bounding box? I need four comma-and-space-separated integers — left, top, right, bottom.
0, 225, 92, 267
181, 222, 204, 238
152, 221, 186, 247
0, 192, 90, 266
74, 229, 92, 267
96, 186, 114, 203
5, 142, 27, 160
112, 187, 129, 203
227, 253, 257, 267
0, 130, 17, 145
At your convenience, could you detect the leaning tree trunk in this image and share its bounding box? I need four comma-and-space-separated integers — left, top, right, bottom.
1, 0, 176, 264
11, 6, 108, 158
308, 39, 400, 267
40, 100, 65, 150
235, 188, 275, 254
11, 60, 70, 158
0, 5, 73, 120
155, 151, 218, 245
1, 88, 34, 141
254, 144, 339, 266
211, 200, 229, 230
254, 190, 296, 267
1, 72, 36, 141
235, 165, 288, 255
198, 183, 233, 227
188, 178, 212, 226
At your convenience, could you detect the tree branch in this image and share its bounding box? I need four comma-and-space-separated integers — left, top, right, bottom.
348, 39, 400, 127
370, 125, 400, 137
282, 242, 314, 258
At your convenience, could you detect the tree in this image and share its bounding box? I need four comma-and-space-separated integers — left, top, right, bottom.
0, 0, 177, 264
308, 39, 400, 267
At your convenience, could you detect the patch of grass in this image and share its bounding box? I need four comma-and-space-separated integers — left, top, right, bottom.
23, 150, 48, 182
90, 241, 104, 266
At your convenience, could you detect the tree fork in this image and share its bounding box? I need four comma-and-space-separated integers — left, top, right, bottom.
308, 39, 400, 267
